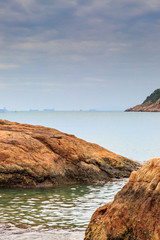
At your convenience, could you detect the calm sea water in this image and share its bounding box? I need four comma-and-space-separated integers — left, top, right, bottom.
0, 111, 160, 239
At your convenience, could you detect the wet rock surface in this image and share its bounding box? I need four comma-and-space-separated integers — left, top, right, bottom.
85, 158, 160, 240
0, 119, 140, 188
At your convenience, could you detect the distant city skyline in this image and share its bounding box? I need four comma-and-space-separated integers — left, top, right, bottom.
0, 107, 109, 112
0, 0, 160, 111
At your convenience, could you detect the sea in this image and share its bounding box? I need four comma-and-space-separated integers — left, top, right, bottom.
0, 111, 160, 240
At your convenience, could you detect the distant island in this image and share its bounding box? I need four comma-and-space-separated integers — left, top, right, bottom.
43, 108, 55, 111
29, 108, 55, 112
125, 89, 160, 112
0, 107, 8, 113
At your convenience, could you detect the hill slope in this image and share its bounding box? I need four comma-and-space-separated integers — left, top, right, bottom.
126, 89, 160, 112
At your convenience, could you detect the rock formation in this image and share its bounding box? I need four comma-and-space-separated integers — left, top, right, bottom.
0, 119, 140, 188
85, 158, 160, 240
126, 89, 160, 112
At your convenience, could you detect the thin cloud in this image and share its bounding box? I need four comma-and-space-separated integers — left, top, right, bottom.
84, 77, 105, 83
0, 64, 19, 69
0, 0, 160, 110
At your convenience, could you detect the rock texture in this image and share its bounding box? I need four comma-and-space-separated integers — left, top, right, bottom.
85, 158, 160, 240
126, 89, 160, 112
0, 119, 140, 188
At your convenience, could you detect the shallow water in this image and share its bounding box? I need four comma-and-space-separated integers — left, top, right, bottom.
0, 179, 127, 238
0, 223, 85, 240
0, 223, 84, 240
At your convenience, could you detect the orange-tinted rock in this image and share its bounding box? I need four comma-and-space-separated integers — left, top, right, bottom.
85, 158, 160, 240
0, 119, 140, 188
125, 100, 160, 112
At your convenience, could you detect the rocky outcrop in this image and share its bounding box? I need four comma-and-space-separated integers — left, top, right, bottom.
126, 89, 160, 112
0, 119, 140, 188
85, 158, 160, 240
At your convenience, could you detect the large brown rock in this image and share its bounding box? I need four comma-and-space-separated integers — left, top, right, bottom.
0, 119, 139, 188
85, 158, 160, 240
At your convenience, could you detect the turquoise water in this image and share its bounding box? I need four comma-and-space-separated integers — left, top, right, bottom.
0, 111, 160, 239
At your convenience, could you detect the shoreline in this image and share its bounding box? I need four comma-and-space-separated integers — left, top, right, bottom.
0, 223, 85, 240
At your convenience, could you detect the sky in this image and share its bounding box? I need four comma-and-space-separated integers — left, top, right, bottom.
0, 0, 160, 111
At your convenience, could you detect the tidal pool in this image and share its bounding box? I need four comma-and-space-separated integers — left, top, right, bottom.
0, 179, 127, 239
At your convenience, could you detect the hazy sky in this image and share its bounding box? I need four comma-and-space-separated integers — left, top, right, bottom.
0, 0, 160, 110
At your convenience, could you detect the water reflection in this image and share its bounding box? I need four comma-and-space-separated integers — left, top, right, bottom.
0, 179, 128, 231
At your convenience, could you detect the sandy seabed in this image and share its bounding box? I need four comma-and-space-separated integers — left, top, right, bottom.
0, 223, 85, 240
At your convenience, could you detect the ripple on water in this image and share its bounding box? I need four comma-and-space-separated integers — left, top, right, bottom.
0, 179, 128, 239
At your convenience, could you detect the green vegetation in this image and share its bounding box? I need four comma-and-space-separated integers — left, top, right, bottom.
143, 89, 160, 104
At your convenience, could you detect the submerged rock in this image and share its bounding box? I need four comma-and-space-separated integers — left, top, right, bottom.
85, 158, 160, 240
0, 119, 140, 188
